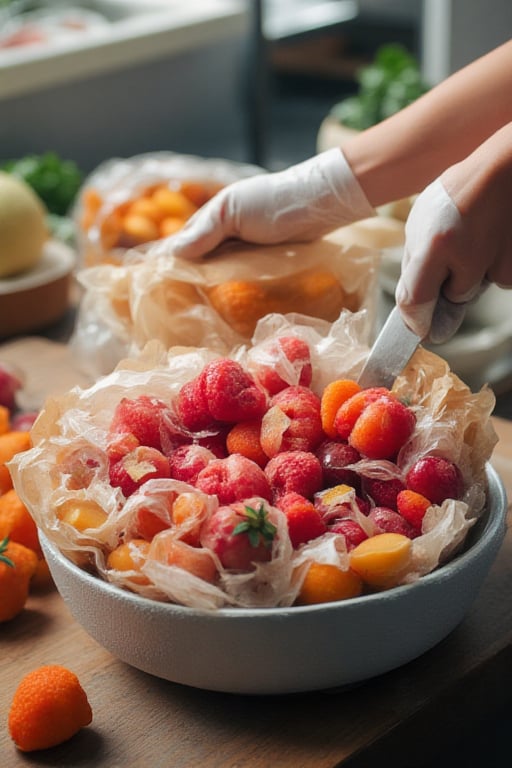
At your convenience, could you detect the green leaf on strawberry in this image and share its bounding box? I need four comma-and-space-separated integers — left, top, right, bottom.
233, 504, 277, 549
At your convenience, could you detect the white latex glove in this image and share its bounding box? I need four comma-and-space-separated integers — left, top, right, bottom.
396, 178, 483, 344
170, 149, 375, 260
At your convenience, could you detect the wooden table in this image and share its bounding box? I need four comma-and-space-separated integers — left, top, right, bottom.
1, 341, 511, 767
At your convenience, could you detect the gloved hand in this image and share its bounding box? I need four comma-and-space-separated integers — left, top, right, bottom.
170, 148, 375, 260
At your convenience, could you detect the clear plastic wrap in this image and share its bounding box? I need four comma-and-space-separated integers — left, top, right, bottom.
9, 312, 498, 610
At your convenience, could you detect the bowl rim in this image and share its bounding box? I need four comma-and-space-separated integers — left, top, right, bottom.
41, 463, 507, 620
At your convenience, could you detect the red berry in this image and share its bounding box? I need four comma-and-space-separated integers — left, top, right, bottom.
362, 476, 405, 511
169, 444, 216, 485
195, 454, 272, 505
109, 395, 172, 450
109, 446, 171, 497
368, 506, 418, 538
329, 518, 369, 550
406, 456, 464, 505
200, 500, 277, 570
261, 386, 323, 456
253, 336, 313, 394
265, 450, 323, 501
315, 440, 361, 490
276, 492, 326, 548
349, 397, 416, 460
175, 375, 213, 432
203, 358, 267, 423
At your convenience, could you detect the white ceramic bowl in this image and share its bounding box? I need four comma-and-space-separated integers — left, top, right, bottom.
41, 464, 507, 696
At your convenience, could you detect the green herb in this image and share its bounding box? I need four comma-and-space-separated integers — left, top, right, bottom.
330, 43, 430, 131
2, 151, 83, 216
0, 537, 14, 568
233, 504, 277, 549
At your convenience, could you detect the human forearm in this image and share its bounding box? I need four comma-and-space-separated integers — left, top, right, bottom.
343, 40, 512, 206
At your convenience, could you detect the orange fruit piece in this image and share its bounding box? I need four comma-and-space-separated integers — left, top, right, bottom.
297, 562, 363, 605
0, 488, 41, 555
206, 281, 270, 337
0, 430, 31, 495
121, 213, 160, 245
0, 538, 38, 622
107, 538, 151, 585
320, 379, 362, 439
8, 665, 92, 752
56, 498, 108, 532
160, 216, 187, 238
151, 186, 197, 219
0, 404, 10, 434
226, 420, 268, 468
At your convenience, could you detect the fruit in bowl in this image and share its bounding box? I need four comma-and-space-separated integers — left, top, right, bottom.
9, 314, 504, 693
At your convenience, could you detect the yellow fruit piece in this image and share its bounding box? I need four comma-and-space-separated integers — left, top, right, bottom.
0, 171, 47, 278
297, 562, 363, 605
56, 499, 108, 531
350, 533, 412, 590
121, 213, 160, 244
8, 665, 92, 751
107, 539, 150, 584
318, 484, 354, 506
160, 216, 186, 238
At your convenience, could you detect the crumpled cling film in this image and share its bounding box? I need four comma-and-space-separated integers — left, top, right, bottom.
9, 313, 498, 611
69, 230, 379, 380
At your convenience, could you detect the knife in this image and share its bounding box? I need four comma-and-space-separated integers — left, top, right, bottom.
357, 297, 467, 389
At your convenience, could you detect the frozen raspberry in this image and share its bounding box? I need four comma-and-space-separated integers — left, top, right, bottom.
108, 395, 172, 450
253, 336, 313, 394
195, 454, 272, 504
333, 387, 390, 440
406, 456, 464, 505
203, 358, 267, 423
109, 446, 171, 497
396, 489, 431, 531
315, 440, 361, 490
276, 492, 326, 548
265, 450, 323, 501
362, 476, 406, 511
200, 500, 277, 570
175, 375, 213, 432
260, 386, 323, 457
329, 519, 369, 550
349, 396, 416, 460
169, 444, 216, 485
368, 506, 418, 538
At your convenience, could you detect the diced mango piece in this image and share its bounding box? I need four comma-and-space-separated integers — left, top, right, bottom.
297, 562, 363, 605
56, 499, 108, 531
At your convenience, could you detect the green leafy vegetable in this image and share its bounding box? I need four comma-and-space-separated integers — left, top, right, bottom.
1, 151, 83, 216
330, 43, 430, 131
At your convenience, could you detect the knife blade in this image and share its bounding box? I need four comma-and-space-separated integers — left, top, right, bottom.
357, 305, 420, 389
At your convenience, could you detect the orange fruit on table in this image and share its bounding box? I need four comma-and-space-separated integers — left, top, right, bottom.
0, 538, 38, 622
8, 665, 92, 752
0, 488, 41, 555
0, 430, 31, 495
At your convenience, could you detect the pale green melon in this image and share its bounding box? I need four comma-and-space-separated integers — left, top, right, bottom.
0, 171, 47, 278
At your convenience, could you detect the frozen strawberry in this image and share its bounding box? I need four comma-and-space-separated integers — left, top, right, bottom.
106, 433, 140, 465
276, 492, 326, 548
368, 506, 418, 538
329, 518, 369, 550
109, 395, 172, 450
260, 386, 323, 457
195, 454, 272, 505
333, 386, 389, 440
196, 430, 229, 458
253, 336, 313, 394
109, 446, 171, 497
169, 444, 216, 485
406, 456, 464, 505
361, 476, 406, 511
349, 397, 416, 460
203, 358, 267, 423
396, 489, 431, 531
175, 375, 213, 432
200, 500, 277, 570
315, 440, 361, 490
265, 450, 323, 501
